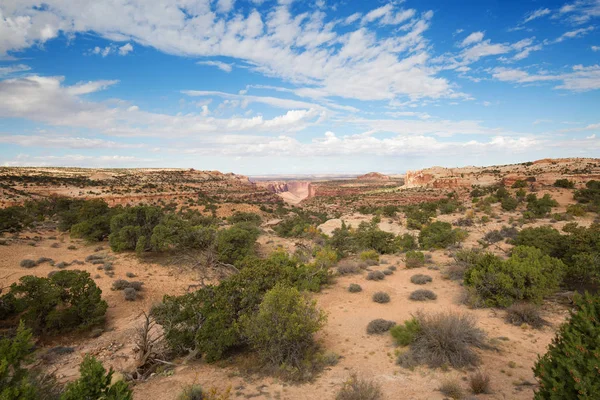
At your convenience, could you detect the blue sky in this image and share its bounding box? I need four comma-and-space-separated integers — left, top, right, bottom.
0, 0, 598, 174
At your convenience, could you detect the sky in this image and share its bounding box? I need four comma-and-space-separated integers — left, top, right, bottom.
0, 0, 599, 175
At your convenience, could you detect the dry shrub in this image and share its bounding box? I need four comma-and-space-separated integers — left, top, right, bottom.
124, 287, 137, 301
366, 271, 385, 281
348, 284, 362, 293
337, 260, 364, 275
505, 303, 547, 329
20, 259, 37, 268
469, 370, 491, 394
366, 319, 396, 334
443, 264, 466, 281
410, 274, 432, 285
398, 312, 487, 369
177, 384, 204, 400
439, 378, 464, 399
372, 292, 390, 304
336, 373, 383, 400
382, 269, 393, 275
409, 289, 437, 301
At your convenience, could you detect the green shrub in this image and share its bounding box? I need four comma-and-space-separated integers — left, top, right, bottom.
514, 226, 565, 258
512, 180, 527, 188
390, 317, 421, 346
227, 211, 262, 225
405, 251, 425, 268
0, 322, 37, 400
348, 284, 362, 293
394, 233, 417, 252
61, 354, 132, 400
354, 222, 397, 254
215, 224, 260, 265
566, 204, 586, 216
336, 373, 383, 400
151, 252, 329, 362
533, 292, 600, 399
4, 270, 107, 334
372, 292, 390, 303
574, 180, 600, 211
526, 194, 558, 217
553, 179, 575, 189
359, 250, 379, 263
463, 246, 565, 307
366, 319, 396, 334
501, 196, 518, 211
109, 205, 164, 252
328, 221, 356, 257
241, 284, 326, 369
419, 221, 467, 249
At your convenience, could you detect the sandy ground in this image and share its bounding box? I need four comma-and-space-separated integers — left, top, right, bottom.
1, 185, 594, 399
0, 230, 571, 400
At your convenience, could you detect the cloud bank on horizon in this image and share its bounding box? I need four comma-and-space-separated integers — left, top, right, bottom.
0, 0, 599, 174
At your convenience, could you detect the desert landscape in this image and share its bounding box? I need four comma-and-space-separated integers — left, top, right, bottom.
1, 158, 599, 400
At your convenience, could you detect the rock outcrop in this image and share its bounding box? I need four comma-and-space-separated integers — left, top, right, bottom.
402, 158, 600, 190
356, 172, 391, 181
261, 181, 314, 204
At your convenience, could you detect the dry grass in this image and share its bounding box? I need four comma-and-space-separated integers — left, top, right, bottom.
366, 271, 385, 281
409, 289, 437, 301
366, 319, 396, 335
439, 378, 464, 399
410, 274, 432, 285
397, 312, 487, 369
348, 283, 362, 293
336, 373, 383, 400
469, 370, 492, 394
505, 303, 547, 329
372, 292, 390, 304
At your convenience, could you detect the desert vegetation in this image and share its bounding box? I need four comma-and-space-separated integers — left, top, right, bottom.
1, 160, 600, 399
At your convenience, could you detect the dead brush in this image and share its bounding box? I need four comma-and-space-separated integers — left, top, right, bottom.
130, 311, 170, 381
336, 373, 383, 400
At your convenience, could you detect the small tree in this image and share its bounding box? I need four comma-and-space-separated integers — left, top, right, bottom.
0, 322, 37, 400
419, 221, 467, 249
241, 284, 326, 368
533, 292, 600, 399
61, 355, 132, 400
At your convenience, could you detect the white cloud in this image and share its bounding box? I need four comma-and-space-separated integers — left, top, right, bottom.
553, 26, 595, 43
461, 40, 511, 61
0, 1, 456, 102
523, 8, 551, 23
593, 45, 600, 51
118, 43, 133, 55
196, 60, 233, 72
557, 0, 600, 24
460, 31, 484, 47
491, 65, 600, 92
91, 43, 133, 57
362, 4, 393, 24
0, 63, 30, 76
0, 134, 144, 149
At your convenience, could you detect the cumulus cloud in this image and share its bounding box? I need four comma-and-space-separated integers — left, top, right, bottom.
460, 31, 484, 47
0, 1, 459, 102
490, 65, 600, 92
